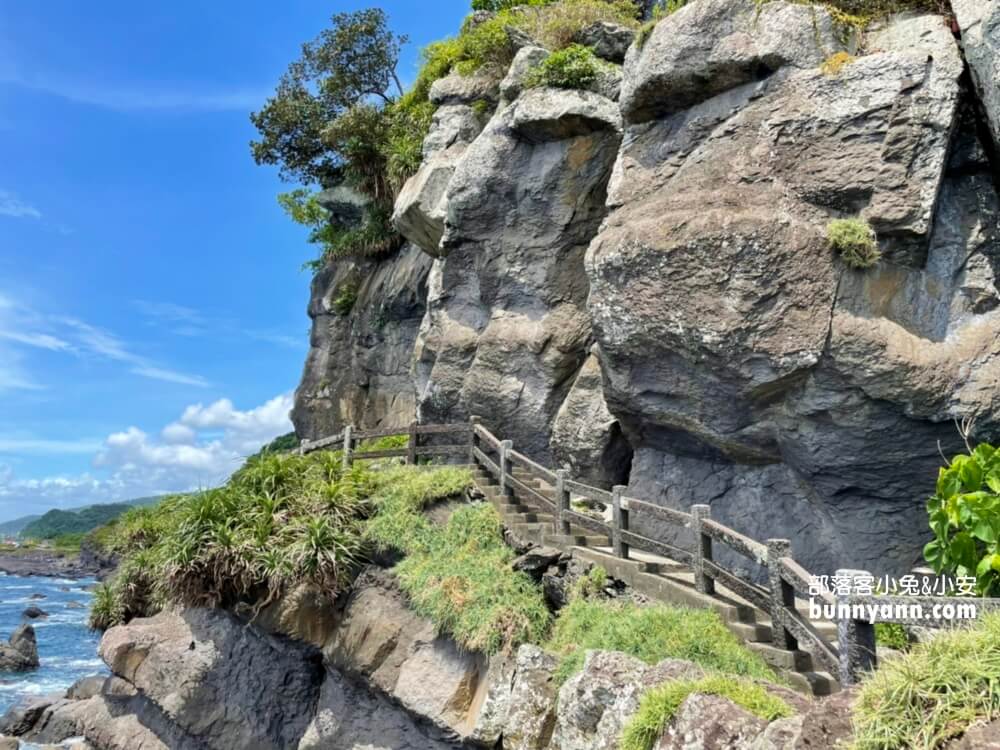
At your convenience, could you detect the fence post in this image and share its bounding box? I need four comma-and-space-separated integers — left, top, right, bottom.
407, 420, 418, 465
612, 486, 629, 559
499, 440, 514, 501
468, 415, 481, 465
836, 568, 877, 685
298, 438, 308, 456
767, 539, 797, 651
342, 425, 353, 469
556, 469, 571, 535
691, 505, 714, 595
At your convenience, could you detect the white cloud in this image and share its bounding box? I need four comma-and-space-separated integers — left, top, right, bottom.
0, 330, 71, 351
0, 393, 294, 518
0, 191, 41, 220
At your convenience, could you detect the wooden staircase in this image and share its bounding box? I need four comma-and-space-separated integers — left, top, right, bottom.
471, 464, 841, 697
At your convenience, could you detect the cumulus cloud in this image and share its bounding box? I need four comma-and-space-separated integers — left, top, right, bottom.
0, 393, 294, 516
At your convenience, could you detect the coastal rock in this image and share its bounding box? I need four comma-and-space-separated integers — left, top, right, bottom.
65, 676, 107, 701
429, 72, 499, 106
500, 46, 550, 102
574, 21, 634, 63
22, 606, 48, 619
98, 608, 322, 750
0, 625, 38, 670
655, 693, 768, 749
0, 696, 55, 736
502, 646, 559, 750
953, 0, 1000, 150
290, 243, 433, 440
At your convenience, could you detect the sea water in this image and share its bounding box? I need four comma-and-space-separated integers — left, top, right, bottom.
0, 572, 105, 715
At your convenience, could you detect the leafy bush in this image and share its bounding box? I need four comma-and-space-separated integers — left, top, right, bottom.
366, 466, 550, 654
621, 674, 793, 750
526, 44, 604, 89
852, 613, 1000, 749
875, 622, 911, 651
544, 598, 776, 683
924, 443, 1000, 596
333, 282, 359, 315
827, 218, 880, 270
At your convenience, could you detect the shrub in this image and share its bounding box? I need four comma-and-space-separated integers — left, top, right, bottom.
621, 674, 793, 750
875, 622, 911, 651
924, 443, 1000, 596
852, 613, 1000, 749
545, 598, 776, 683
525, 44, 604, 89
510, 0, 640, 51
333, 282, 359, 315
827, 218, 880, 269
366, 467, 551, 654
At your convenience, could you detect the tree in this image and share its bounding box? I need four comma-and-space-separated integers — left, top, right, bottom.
250, 9, 408, 186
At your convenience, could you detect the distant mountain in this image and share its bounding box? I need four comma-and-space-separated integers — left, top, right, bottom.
8, 496, 163, 540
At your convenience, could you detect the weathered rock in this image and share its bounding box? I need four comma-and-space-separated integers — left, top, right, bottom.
575, 21, 635, 63
65, 675, 107, 701
0, 625, 38, 670
792, 687, 857, 748
512, 546, 564, 580
324, 567, 489, 741
22, 605, 48, 619
502, 646, 559, 750
588, 7, 978, 576
315, 185, 368, 228
948, 718, 1000, 749
297, 668, 456, 750
620, 0, 848, 123
750, 715, 805, 750
550, 349, 632, 487
291, 244, 433, 441
28, 594, 45, 600
500, 46, 550, 102
429, 72, 499, 106
413, 85, 621, 461
98, 608, 322, 750
0, 695, 55, 736
656, 693, 768, 749
551, 651, 703, 750
954, 0, 1000, 151
0, 736, 15, 750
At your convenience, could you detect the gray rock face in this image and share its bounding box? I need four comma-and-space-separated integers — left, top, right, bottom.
291, 244, 433, 441
954, 0, 1000, 151
575, 21, 635, 64
501, 46, 550, 103
620, 0, 848, 123
413, 86, 622, 460
587, 7, 988, 576
655, 693, 768, 749
98, 608, 323, 750
0, 625, 38, 671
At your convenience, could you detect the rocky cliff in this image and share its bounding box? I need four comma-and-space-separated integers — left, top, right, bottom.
294, 0, 1000, 576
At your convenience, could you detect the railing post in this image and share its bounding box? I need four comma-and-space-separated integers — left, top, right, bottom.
767, 539, 797, 651
555, 469, 571, 535
468, 415, 481, 465
342, 425, 353, 469
298, 438, 308, 456
836, 568, 877, 686
612, 486, 629, 559
407, 420, 418, 465
499, 440, 514, 501
691, 505, 714, 595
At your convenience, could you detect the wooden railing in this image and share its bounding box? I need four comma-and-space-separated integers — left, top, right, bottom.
300, 416, 999, 687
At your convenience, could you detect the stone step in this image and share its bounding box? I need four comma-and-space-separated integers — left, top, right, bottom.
504, 512, 554, 525
747, 642, 814, 673
783, 670, 840, 698
544, 533, 611, 548
724, 620, 773, 644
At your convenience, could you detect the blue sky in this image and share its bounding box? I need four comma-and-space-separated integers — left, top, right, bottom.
0, 0, 468, 521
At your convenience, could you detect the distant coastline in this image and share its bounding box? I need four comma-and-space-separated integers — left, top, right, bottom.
0, 544, 116, 580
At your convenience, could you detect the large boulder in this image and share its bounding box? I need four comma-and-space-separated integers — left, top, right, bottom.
953, 0, 1000, 151
98, 608, 323, 750
655, 693, 768, 749
587, 7, 984, 576
0, 625, 38, 671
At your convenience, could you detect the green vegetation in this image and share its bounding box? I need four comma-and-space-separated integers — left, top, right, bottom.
544, 597, 776, 684
924, 443, 1000, 596
22, 502, 138, 541
333, 281, 359, 315
621, 674, 794, 750
852, 613, 1000, 749
253, 432, 300, 457
875, 621, 911, 651
821, 51, 855, 76
366, 465, 550, 653
525, 44, 604, 90
827, 218, 881, 270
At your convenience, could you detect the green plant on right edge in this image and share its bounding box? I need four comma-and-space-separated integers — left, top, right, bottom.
924, 443, 1000, 596
827, 217, 881, 270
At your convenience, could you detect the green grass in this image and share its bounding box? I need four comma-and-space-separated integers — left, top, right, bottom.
620, 674, 794, 750
525, 44, 605, 90
544, 598, 777, 684
852, 613, 1000, 749
828, 217, 881, 270
875, 622, 911, 651
366, 466, 551, 654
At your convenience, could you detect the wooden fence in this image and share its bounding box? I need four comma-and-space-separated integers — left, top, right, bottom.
301, 416, 999, 687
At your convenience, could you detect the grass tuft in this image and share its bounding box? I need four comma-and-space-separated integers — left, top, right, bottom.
620, 674, 794, 750
525, 44, 606, 89
852, 613, 1000, 749
544, 598, 776, 684
828, 217, 881, 270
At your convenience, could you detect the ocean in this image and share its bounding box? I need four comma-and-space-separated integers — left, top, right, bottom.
0, 572, 104, 716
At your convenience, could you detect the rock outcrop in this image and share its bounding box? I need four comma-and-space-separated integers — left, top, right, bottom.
299, 0, 1000, 574
0, 625, 38, 671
